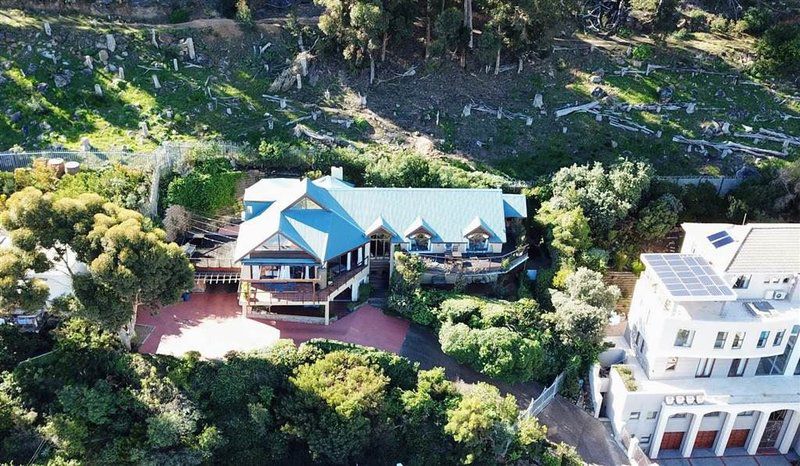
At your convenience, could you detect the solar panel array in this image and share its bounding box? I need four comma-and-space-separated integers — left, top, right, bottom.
642, 254, 737, 300
707, 230, 734, 248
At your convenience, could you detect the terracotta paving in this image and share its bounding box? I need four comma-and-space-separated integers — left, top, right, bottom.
136, 291, 409, 358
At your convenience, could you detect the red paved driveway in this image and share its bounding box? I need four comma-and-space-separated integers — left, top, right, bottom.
137, 291, 409, 358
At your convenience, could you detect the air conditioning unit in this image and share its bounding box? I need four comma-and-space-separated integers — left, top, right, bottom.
773, 291, 787, 300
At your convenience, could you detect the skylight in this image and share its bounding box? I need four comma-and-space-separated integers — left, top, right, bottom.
706, 230, 734, 248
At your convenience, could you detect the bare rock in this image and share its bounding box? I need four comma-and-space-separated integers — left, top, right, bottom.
36, 82, 48, 93
9, 111, 22, 123
53, 72, 71, 88
591, 86, 607, 99
590, 75, 602, 84
658, 86, 674, 103
98, 49, 109, 64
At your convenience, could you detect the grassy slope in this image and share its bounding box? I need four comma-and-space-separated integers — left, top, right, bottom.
0, 9, 798, 179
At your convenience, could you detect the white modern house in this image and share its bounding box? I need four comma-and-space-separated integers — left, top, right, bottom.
593, 223, 800, 460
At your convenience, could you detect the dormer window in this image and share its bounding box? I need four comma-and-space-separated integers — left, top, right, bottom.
290, 197, 323, 210
409, 233, 430, 252
466, 232, 489, 251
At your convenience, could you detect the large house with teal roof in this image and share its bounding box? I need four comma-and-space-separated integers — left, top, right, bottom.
234, 169, 528, 323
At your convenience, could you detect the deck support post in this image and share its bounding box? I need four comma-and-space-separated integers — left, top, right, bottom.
324, 302, 330, 325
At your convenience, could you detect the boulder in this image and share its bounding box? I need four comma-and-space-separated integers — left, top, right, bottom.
591, 86, 607, 99
589, 74, 602, 84
54, 73, 71, 88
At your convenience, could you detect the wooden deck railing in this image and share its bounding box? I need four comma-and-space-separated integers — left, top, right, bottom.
419, 245, 529, 275
247, 264, 367, 304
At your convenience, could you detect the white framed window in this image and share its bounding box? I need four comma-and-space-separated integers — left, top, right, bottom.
732, 332, 745, 349
674, 329, 695, 347
408, 233, 431, 252
640, 435, 652, 444
629, 412, 641, 420
728, 358, 746, 377
646, 411, 657, 420
774, 330, 785, 346
696, 358, 714, 378
714, 331, 728, 349
757, 331, 770, 348
466, 232, 489, 251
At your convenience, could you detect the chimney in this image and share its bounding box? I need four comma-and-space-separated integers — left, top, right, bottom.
331, 166, 343, 180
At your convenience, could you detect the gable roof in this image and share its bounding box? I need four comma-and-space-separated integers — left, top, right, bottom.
236, 177, 524, 263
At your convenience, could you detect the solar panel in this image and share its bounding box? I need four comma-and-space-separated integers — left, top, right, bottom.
707, 231, 728, 241
706, 231, 734, 248
641, 253, 737, 301
711, 236, 734, 248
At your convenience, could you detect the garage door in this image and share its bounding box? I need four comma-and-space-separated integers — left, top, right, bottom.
727, 429, 749, 448
661, 431, 685, 450
694, 430, 718, 449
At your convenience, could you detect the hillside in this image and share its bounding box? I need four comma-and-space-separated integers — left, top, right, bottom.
0, 6, 798, 180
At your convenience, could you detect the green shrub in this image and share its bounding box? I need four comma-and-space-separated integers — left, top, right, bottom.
236, 0, 253, 24
302, 339, 419, 389
55, 165, 150, 210
735, 7, 773, 36
753, 23, 800, 78
438, 323, 543, 383
166, 158, 242, 215
168, 8, 190, 23
613, 365, 638, 391
709, 16, 730, 34
631, 44, 653, 61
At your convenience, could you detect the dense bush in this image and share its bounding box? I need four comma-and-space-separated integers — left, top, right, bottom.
735, 6, 773, 36
0, 320, 575, 465
55, 165, 150, 210
439, 323, 542, 383
753, 23, 800, 79
0, 326, 53, 372
166, 158, 242, 215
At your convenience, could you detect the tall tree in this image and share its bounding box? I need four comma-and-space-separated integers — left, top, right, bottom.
0, 248, 50, 319
75, 207, 194, 348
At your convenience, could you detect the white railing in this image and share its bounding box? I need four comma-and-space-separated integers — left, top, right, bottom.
620, 426, 652, 466
523, 371, 565, 418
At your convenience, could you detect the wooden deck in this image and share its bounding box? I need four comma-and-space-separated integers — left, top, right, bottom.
420, 246, 529, 276
247, 265, 367, 304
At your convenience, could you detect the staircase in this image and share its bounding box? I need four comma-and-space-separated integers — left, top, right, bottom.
368, 259, 390, 308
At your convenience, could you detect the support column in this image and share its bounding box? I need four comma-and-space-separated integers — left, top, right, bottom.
324, 302, 330, 325
714, 411, 737, 457
347, 252, 352, 271
746, 411, 770, 455
778, 411, 800, 454
681, 412, 703, 458
649, 410, 671, 459
351, 280, 360, 301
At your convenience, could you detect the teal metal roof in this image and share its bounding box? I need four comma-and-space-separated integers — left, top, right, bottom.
502, 194, 527, 218
235, 177, 524, 263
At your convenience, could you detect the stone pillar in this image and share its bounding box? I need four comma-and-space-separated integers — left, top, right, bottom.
681, 413, 703, 458
649, 410, 671, 458
778, 410, 800, 454
746, 411, 770, 455
714, 411, 737, 457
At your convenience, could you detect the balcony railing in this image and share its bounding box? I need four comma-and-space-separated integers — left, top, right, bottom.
246, 264, 367, 304
419, 245, 528, 276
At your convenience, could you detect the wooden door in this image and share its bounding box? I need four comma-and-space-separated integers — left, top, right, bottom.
694, 430, 717, 449
727, 429, 749, 448
661, 431, 685, 450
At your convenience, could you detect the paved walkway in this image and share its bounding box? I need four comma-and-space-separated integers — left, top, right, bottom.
137, 291, 409, 358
